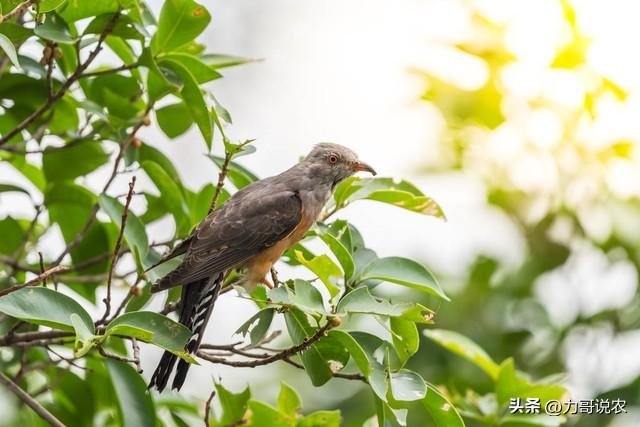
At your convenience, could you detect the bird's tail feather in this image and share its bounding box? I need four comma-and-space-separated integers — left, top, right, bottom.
148, 273, 223, 392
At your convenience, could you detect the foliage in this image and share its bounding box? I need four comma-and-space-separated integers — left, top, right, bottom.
417, 1, 640, 426
0, 1, 567, 426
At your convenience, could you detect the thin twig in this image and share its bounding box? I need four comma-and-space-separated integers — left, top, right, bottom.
0, 0, 37, 24
0, 255, 39, 274
0, 265, 68, 297
38, 252, 46, 286
209, 151, 233, 214
0, 330, 72, 347
131, 338, 142, 373
0, 371, 65, 427
0, 11, 121, 146
45, 43, 55, 99
98, 345, 140, 365
197, 322, 333, 368
100, 176, 136, 323
204, 388, 216, 427
282, 357, 365, 381
80, 62, 139, 78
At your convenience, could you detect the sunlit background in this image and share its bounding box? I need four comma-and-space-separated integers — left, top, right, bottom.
2, 0, 640, 425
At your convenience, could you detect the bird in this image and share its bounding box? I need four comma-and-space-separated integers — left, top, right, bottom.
148, 143, 376, 392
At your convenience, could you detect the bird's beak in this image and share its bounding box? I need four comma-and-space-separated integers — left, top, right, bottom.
353, 161, 377, 176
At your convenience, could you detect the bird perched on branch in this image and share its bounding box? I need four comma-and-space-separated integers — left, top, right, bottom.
148, 143, 376, 392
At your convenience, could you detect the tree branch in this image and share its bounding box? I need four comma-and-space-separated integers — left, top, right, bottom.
80, 62, 140, 78
0, 0, 36, 24
0, 11, 121, 146
197, 322, 333, 368
209, 150, 233, 214
100, 176, 136, 323
0, 265, 68, 297
0, 371, 65, 427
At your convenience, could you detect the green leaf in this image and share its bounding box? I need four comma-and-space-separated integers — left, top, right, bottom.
319, 231, 355, 280
34, 13, 77, 43
99, 194, 150, 268
158, 58, 212, 148
0, 23, 33, 47
284, 309, 332, 386
299, 411, 341, 427
158, 53, 221, 83
0, 34, 19, 68
277, 382, 301, 416
84, 13, 146, 41
138, 143, 182, 183
422, 384, 465, 427
106, 359, 155, 427
0, 216, 23, 255
0, 287, 94, 333
201, 53, 254, 69
215, 383, 251, 426
70, 313, 98, 357
337, 287, 434, 323
207, 154, 258, 189
105, 311, 194, 361
329, 330, 371, 377
247, 401, 289, 427
423, 329, 499, 380
48, 368, 96, 427
39, 0, 67, 13
390, 317, 419, 363
141, 160, 190, 235
43, 142, 110, 181
334, 177, 445, 218
234, 307, 274, 345
267, 280, 327, 316
389, 369, 427, 402
59, 0, 123, 22
295, 251, 341, 298
360, 257, 449, 301
156, 102, 194, 138
496, 359, 567, 408
152, 0, 211, 53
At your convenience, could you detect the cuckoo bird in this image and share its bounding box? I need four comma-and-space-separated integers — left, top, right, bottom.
149, 143, 376, 392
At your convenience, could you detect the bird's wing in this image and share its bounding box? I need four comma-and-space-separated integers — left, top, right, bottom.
151, 189, 302, 293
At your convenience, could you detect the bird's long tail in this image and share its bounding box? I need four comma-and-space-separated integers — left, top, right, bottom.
149, 272, 223, 392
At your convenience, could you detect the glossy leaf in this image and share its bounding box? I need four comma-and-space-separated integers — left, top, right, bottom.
294, 251, 341, 298
158, 58, 212, 147
389, 369, 427, 402
215, 383, 251, 426
360, 257, 449, 301
337, 286, 434, 323
277, 382, 301, 416
152, 0, 211, 53
43, 142, 109, 181
105, 311, 194, 361
0, 34, 19, 68
422, 384, 465, 427
234, 308, 275, 345
156, 102, 194, 138
424, 329, 499, 380
106, 359, 155, 427
0, 287, 94, 333
390, 317, 419, 363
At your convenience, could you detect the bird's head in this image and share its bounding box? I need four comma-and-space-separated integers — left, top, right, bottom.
304, 143, 377, 188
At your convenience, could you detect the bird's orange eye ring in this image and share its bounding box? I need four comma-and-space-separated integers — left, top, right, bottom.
328, 154, 338, 164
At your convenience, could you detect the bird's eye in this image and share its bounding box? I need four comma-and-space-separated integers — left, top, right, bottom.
328, 154, 339, 164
